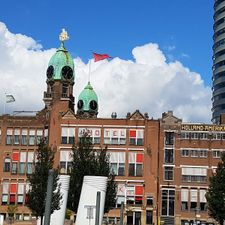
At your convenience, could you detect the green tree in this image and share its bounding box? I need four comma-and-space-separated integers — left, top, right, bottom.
67, 133, 117, 213
206, 152, 225, 225
27, 139, 62, 225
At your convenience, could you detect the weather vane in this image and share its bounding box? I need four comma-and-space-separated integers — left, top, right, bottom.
59, 28, 69, 43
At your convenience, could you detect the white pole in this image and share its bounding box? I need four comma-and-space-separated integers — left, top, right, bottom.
4, 93, 6, 114
88, 59, 92, 83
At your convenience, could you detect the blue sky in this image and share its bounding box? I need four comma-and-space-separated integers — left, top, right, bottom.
0, 0, 213, 85
0, 0, 214, 122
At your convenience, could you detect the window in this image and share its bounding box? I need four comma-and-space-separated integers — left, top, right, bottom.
61, 127, 75, 144
2, 182, 9, 205
17, 183, 24, 205
10, 184, 17, 204
126, 185, 143, 205
199, 150, 208, 158
161, 189, 175, 216
29, 130, 35, 145
165, 132, 174, 145
213, 150, 222, 158
116, 184, 126, 208
79, 128, 101, 144
104, 129, 126, 145
181, 189, 188, 211
182, 167, 207, 183
12, 152, 19, 174
27, 152, 34, 174
190, 150, 199, 157
129, 130, 144, 146
200, 189, 207, 211
181, 132, 190, 139
146, 196, 153, 207
128, 153, 143, 176
164, 148, 174, 163
6, 129, 13, 145
14, 129, 20, 145
36, 129, 43, 144
19, 152, 26, 174
109, 152, 125, 176
164, 166, 174, 181
4, 158, 11, 172
181, 149, 189, 157
21, 129, 28, 145
190, 189, 197, 211
60, 150, 72, 174
146, 210, 153, 225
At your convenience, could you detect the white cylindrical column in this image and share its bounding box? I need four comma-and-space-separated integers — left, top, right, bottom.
50, 175, 70, 225
76, 176, 108, 225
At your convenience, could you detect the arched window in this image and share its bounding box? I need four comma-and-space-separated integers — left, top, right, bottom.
4, 158, 11, 172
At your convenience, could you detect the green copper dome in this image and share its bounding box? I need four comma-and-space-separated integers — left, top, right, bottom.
77, 82, 98, 115
46, 43, 74, 81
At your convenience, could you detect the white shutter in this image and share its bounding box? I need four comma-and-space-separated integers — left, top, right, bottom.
37, 129, 43, 136
200, 189, 207, 203
7, 129, 13, 135
126, 186, 135, 196
22, 129, 28, 135
27, 152, 34, 162
69, 128, 75, 137
129, 152, 136, 163
60, 151, 67, 161
68, 151, 73, 162
181, 189, 189, 201
137, 130, 144, 138
61, 127, 67, 136
18, 184, 24, 194
2, 183, 9, 194
118, 152, 125, 163
44, 129, 48, 137
117, 184, 125, 195
190, 189, 198, 202
110, 152, 118, 163
14, 129, 20, 135
117, 196, 125, 204
29, 129, 35, 135
93, 129, 101, 137
104, 129, 111, 138
20, 152, 26, 162
182, 167, 207, 176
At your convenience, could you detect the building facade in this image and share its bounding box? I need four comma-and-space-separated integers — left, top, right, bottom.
212, 0, 225, 123
0, 35, 225, 225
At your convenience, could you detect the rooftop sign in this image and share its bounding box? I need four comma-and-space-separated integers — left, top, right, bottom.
181, 124, 225, 132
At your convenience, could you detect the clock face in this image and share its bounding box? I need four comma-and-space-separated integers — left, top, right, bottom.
46, 65, 54, 79
62, 66, 73, 80
77, 100, 83, 110
90, 100, 97, 110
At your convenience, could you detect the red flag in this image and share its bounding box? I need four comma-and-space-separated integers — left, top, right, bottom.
93, 52, 111, 62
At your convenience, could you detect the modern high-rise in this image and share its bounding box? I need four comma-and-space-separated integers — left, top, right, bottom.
212, 0, 225, 123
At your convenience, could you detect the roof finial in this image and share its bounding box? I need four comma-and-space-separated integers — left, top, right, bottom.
59, 28, 69, 43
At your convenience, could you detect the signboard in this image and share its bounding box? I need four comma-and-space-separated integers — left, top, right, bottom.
181, 124, 225, 132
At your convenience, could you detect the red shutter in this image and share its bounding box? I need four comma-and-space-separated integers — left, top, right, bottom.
12, 152, 19, 161
10, 195, 16, 203
136, 153, 143, 163
130, 130, 136, 138
10, 184, 17, 194
135, 186, 143, 195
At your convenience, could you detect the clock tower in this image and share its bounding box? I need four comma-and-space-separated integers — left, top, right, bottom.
43, 29, 75, 112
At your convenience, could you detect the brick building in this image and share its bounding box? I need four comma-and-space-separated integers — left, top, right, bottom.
0, 35, 224, 225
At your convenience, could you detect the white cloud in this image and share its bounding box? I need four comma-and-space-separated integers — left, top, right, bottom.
0, 22, 211, 123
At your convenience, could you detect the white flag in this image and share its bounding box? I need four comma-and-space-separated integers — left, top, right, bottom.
6, 94, 15, 103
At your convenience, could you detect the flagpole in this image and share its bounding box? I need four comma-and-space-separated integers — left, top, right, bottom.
88, 58, 92, 84
4, 93, 6, 115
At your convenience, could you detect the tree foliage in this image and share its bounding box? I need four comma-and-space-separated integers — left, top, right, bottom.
206, 153, 225, 225
27, 139, 62, 225
67, 134, 117, 213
